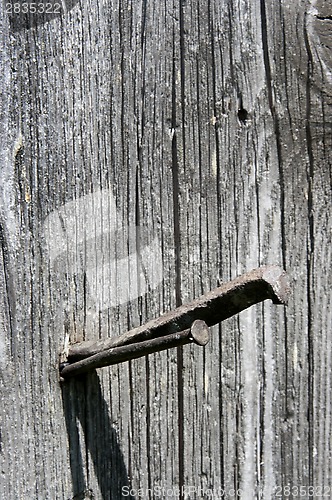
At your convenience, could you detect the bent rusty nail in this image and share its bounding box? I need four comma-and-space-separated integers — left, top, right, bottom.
66, 265, 290, 363
60, 320, 210, 378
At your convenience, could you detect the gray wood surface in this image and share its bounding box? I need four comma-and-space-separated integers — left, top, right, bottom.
0, 0, 331, 498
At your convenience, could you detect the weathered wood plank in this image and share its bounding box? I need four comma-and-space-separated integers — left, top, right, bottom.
0, 0, 331, 498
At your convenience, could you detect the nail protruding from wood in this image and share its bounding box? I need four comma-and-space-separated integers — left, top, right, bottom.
60, 320, 210, 379
67, 265, 290, 364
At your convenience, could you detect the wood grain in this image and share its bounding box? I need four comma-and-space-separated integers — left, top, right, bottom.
0, 0, 331, 498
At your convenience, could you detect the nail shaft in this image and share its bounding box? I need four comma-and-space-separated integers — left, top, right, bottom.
67, 265, 290, 363
60, 320, 210, 378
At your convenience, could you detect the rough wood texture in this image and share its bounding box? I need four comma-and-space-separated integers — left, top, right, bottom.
0, 0, 331, 498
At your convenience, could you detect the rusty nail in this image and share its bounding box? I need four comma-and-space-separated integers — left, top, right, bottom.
60, 319, 210, 378
66, 265, 290, 364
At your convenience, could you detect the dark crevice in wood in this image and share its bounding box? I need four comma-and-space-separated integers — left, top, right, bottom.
208, 1, 223, 279
234, 315, 241, 495
83, 379, 90, 488
174, 2, 186, 495
315, 15, 332, 21
176, 345, 184, 500
83, 271, 87, 340
260, 0, 287, 271
227, 2, 235, 88
145, 356, 152, 499
280, 12, 295, 137
259, 311, 267, 483
303, 14, 315, 487
171, 58, 182, 309
195, 33, 204, 295
140, 0, 147, 53
253, 144, 262, 262
128, 361, 135, 492
260, 0, 273, 113
119, 0, 126, 181
232, 157, 239, 267
135, 164, 144, 323
218, 323, 225, 487
0, 223, 16, 358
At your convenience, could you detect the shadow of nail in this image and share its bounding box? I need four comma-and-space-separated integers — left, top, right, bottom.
61, 371, 135, 499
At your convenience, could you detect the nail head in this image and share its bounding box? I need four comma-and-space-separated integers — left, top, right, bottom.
190, 320, 210, 346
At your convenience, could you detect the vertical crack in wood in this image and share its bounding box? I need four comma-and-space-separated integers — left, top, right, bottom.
208, 1, 223, 279
171, 44, 182, 310
172, 5, 185, 495
303, 13, 315, 486
260, 5, 291, 485
260, 0, 287, 272
0, 223, 16, 359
